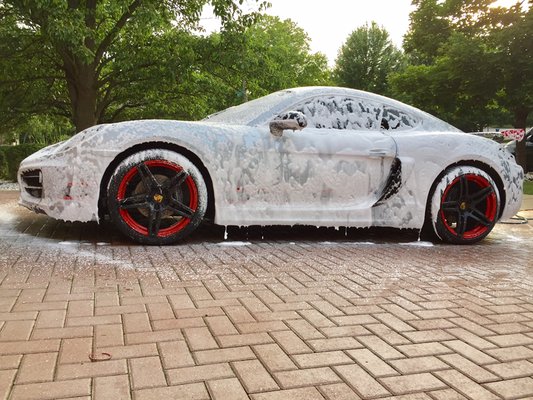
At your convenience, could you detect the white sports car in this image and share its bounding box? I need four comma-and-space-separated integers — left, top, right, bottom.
18, 87, 523, 245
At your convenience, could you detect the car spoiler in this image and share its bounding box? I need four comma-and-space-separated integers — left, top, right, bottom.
468, 129, 525, 142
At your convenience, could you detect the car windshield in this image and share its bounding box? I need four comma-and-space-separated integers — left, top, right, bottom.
203, 90, 296, 126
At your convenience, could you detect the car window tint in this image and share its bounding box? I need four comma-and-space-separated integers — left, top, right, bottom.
381, 106, 418, 131
295, 96, 382, 130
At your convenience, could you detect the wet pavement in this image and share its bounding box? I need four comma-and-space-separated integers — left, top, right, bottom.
1, 190, 532, 400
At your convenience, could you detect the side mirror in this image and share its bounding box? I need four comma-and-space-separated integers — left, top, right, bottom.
270, 111, 308, 137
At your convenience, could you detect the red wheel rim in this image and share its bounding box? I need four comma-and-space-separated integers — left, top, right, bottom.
117, 160, 198, 238
440, 173, 497, 240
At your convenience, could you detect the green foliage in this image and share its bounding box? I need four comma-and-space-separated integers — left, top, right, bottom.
206, 16, 330, 108
0, 149, 7, 180
0, 1, 330, 137
97, 15, 330, 122
0, 144, 44, 181
524, 180, 533, 195
14, 116, 73, 146
390, 33, 509, 131
241, 16, 331, 97
0, 0, 269, 134
403, 0, 452, 65
492, 6, 533, 123
393, 0, 532, 138
334, 22, 405, 96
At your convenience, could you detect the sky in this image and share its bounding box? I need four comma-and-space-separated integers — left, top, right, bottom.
201, 0, 522, 66
260, 0, 415, 64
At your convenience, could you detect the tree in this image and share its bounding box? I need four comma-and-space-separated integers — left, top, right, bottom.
492, 5, 533, 168
333, 22, 405, 95
390, 33, 505, 131
190, 15, 330, 113
239, 16, 330, 98
0, 0, 268, 133
403, 0, 452, 65
394, 1, 532, 169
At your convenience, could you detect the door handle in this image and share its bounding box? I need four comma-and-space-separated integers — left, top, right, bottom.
367, 149, 389, 157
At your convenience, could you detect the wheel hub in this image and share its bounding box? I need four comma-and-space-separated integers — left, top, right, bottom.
153, 193, 164, 203
459, 201, 467, 211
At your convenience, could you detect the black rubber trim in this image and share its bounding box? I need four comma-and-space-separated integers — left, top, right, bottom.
374, 158, 402, 206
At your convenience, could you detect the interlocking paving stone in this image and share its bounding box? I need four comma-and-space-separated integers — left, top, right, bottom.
232, 359, 279, 392
275, 366, 341, 388
397, 342, 452, 357
250, 387, 325, 400
434, 369, 499, 400
1, 193, 533, 399
134, 383, 209, 400
94, 375, 131, 400
484, 377, 533, 399
16, 353, 57, 384
334, 364, 391, 398
380, 372, 448, 394
0, 355, 21, 370
253, 343, 297, 372
0, 370, 17, 400
9, 379, 92, 400
167, 363, 234, 385
485, 360, 533, 379
390, 356, 448, 374
438, 354, 499, 383
195, 346, 256, 364
486, 345, 533, 361
319, 383, 363, 400
429, 388, 468, 399
207, 378, 249, 400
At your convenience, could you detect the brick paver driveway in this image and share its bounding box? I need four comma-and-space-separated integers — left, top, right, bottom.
1, 190, 533, 400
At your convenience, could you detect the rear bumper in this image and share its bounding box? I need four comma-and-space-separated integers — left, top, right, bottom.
500, 161, 524, 220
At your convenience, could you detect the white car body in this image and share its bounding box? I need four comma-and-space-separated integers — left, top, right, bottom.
18, 87, 523, 233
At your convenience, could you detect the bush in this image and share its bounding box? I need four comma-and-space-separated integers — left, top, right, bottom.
0, 144, 44, 181
0, 149, 7, 180
524, 180, 533, 195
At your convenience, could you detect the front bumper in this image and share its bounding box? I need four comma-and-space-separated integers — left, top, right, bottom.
18, 144, 114, 223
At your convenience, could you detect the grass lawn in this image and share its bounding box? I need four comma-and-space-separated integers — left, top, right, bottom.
524, 180, 533, 195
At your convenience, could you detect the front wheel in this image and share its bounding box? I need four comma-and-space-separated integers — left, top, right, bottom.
430, 166, 500, 244
107, 150, 207, 245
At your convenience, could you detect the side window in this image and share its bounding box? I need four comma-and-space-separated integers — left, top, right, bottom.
295, 96, 382, 130
381, 106, 418, 131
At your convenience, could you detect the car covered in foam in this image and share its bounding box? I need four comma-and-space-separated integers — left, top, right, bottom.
18, 86, 524, 244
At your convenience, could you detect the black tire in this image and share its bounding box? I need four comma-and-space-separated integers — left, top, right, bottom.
430, 166, 500, 244
107, 150, 207, 245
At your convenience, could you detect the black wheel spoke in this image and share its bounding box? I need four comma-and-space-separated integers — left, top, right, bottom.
119, 195, 149, 210
168, 199, 195, 219
459, 175, 469, 199
137, 163, 160, 190
163, 170, 187, 192
456, 212, 468, 238
148, 208, 162, 237
470, 208, 492, 227
442, 201, 459, 211
470, 186, 493, 205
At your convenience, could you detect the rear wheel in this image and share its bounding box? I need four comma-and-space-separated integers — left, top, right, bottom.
430, 166, 499, 244
107, 150, 207, 245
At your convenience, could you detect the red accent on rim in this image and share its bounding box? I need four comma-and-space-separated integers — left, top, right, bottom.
440, 174, 497, 240
117, 160, 198, 238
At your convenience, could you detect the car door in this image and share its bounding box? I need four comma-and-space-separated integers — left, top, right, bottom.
268, 95, 397, 224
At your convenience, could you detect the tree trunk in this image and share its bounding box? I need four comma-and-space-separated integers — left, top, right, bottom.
514, 107, 529, 171
64, 61, 98, 133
